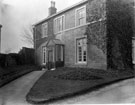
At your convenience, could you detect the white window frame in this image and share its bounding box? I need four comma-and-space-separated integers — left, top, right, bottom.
54, 15, 65, 34
42, 22, 48, 38
42, 46, 47, 64
75, 5, 86, 27
76, 37, 87, 64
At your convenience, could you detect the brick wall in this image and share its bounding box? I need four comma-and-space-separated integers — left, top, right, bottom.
61, 26, 87, 67
65, 9, 75, 29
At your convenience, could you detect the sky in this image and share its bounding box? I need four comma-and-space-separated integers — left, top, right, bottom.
0, 0, 81, 53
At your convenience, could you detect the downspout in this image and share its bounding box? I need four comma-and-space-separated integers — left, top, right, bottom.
33, 26, 36, 65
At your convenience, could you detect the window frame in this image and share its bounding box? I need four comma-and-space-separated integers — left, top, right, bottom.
42, 22, 48, 38
75, 5, 86, 27
76, 37, 87, 64
54, 15, 65, 34
42, 46, 47, 64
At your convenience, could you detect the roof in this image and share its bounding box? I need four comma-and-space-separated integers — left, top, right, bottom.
41, 39, 64, 47
34, 0, 88, 26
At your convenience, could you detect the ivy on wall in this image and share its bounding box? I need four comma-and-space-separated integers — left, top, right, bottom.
86, 0, 134, 70
86, 0, 106, 22
86, 0, 106, 54
107, 0, 134, 70
86, 21, 106, 54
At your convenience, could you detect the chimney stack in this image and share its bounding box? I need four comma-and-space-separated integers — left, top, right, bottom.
48, 1, 57, 16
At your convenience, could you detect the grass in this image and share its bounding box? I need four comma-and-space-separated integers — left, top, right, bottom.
26, 67, 135, 104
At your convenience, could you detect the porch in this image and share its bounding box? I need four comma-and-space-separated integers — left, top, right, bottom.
42, 39, 64, 70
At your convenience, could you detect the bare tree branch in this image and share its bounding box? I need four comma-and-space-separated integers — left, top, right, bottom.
21, 24, 34, 47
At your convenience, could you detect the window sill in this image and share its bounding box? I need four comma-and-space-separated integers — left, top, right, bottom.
75, 62, 87, 65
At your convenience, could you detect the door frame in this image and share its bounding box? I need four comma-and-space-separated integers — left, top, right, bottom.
47, 48, 55, 70
42, 46, 47, 65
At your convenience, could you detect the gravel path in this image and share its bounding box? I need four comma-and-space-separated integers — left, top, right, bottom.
0, 71, 45, 105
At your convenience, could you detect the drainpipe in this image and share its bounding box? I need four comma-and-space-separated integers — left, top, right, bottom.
33, 26, 36, 65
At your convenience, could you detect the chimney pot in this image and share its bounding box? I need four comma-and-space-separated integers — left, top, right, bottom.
51, 1, 55, 7
49, 1, 57, 16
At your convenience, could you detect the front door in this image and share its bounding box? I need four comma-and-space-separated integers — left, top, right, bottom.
48, 50, 54, 70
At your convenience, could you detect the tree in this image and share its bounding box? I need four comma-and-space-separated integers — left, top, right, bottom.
21, 24, 34, 48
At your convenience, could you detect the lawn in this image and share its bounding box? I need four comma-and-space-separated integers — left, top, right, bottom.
0, 65, 38, 87
26, 67, 135, 104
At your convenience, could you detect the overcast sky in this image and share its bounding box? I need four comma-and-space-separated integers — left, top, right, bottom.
0, 0, 81, 53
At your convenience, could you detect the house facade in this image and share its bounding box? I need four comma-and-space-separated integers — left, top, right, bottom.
33, 0, 134, 70
34, 0, 107, 70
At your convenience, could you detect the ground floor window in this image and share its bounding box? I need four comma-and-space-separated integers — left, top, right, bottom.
76, 37, 87, 63
42, 47, 46, 64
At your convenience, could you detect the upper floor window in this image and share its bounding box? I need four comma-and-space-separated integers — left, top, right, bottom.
54, 15, 65, 34
42, 22, 48, 38
76, 6, 86, 26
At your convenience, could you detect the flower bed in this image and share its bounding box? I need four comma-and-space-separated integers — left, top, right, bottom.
54, 70, 103, 80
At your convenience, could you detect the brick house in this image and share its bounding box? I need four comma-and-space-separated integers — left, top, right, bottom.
33, 0, 134, 70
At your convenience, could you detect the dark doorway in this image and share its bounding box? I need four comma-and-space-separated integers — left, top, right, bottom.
48, 50, 54, 70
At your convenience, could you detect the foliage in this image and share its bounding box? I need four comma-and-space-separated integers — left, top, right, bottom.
54, 70, 103, 80
86, 0, 106, 54
107, 0, 134, 70
86, 0, 106, 22
86, 21, 106, 54
86, 0, 134, 70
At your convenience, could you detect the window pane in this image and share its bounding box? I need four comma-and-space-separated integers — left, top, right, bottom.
76, 38, 87, 63
42, 23, 47, 37
79, 18, 84, 25
76, 7, 86, 26
54, 16, 64, 33
43, 47, 46, 63
61, 46, 63, 61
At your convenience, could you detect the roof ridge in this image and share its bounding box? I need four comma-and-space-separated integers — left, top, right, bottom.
34, 0, 88, 26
